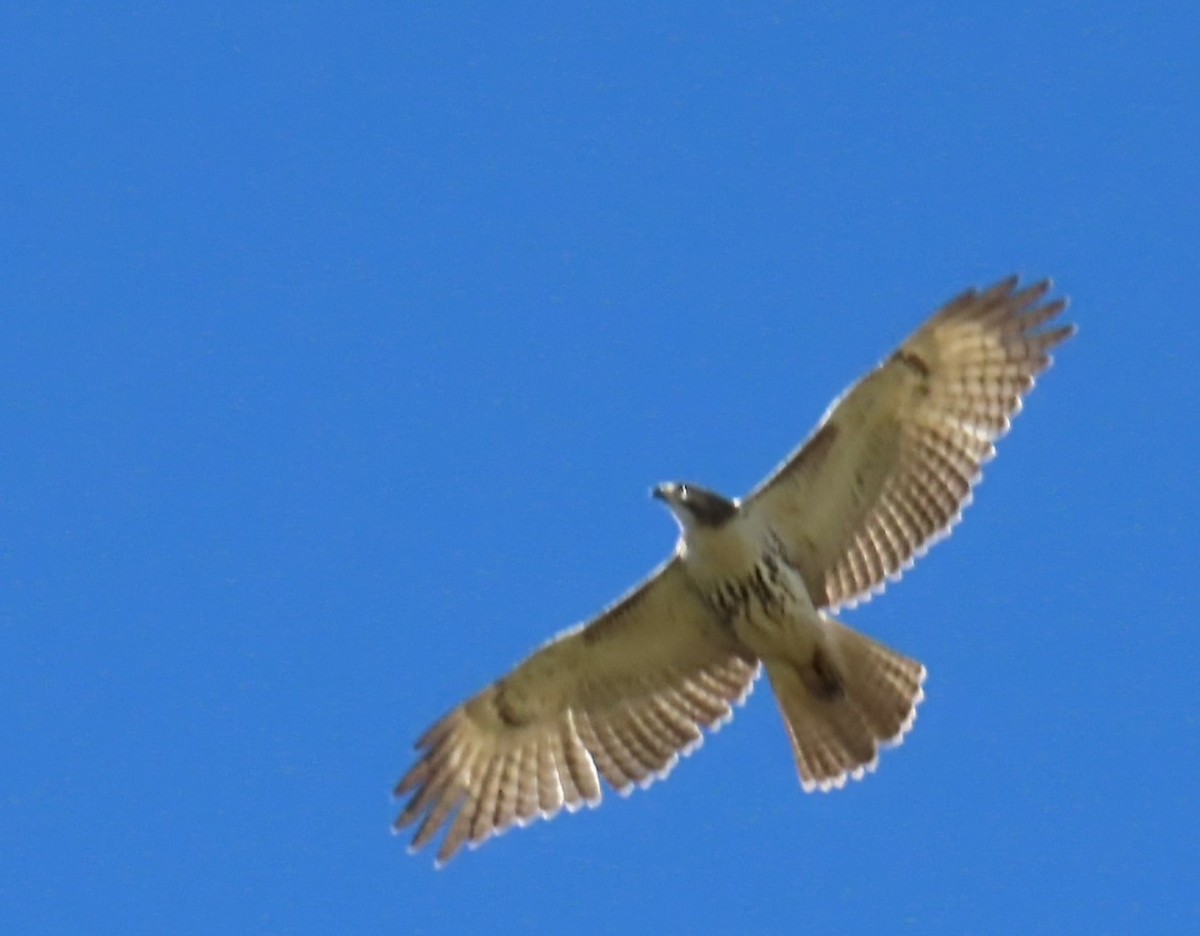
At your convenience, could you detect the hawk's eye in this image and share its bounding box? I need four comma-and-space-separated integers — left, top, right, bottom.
677, 484, 689, 499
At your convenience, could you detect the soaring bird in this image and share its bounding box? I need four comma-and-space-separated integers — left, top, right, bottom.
394, 276, 1074, 865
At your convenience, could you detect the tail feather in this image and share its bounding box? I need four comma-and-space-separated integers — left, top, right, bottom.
766, 617, 925, 792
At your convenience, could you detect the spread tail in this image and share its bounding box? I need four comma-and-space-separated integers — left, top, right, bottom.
765, 617, 926, 792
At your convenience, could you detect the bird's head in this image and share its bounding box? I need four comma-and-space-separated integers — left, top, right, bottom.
652, 482, 738, 531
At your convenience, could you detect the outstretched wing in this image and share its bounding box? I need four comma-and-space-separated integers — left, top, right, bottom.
393, 558, 759, 865
743, 276, 1075, 612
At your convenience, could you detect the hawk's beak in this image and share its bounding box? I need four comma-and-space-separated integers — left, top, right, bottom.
652, 483, 673, 502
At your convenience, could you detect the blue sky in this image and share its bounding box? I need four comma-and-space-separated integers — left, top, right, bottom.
3, 3, 1197, 933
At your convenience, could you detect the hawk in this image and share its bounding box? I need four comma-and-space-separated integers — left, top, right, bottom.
394, 276, 1074, 865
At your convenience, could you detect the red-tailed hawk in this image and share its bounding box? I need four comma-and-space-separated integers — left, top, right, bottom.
394, 276, 1074, 865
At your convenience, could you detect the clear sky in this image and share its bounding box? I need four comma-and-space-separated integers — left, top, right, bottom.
3, 3, 1197, 934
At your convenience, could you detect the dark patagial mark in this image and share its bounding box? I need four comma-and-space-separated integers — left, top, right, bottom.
800, 648, 845, 702
792, 422, 839, 477
892, 349, 932, 379
582, 583, 651, 645
494, 686, 530, 728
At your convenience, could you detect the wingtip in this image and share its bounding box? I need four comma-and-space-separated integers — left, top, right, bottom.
983, 273, 1021, 300
1022, 274, 1053, 295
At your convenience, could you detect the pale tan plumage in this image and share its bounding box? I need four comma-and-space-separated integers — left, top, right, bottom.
744, 276, 1073, 611
394, 560, 759, 864
394, 276, 1074, 865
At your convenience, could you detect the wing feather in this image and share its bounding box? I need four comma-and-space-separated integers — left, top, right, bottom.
562, 712, 603, 806
394, 559, 759, 864
744, 276, 1074, 611
534, 734, 562, 816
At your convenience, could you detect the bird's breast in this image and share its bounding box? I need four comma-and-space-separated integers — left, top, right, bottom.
699, 547, 820, 655
702, 548, 790, 620
681, 516, 821, 653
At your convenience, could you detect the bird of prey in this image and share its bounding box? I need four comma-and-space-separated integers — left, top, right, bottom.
394, 276, 1074, 866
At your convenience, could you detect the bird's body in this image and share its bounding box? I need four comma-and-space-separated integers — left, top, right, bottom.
652, 482, 926, 792
395, 276, 1074, 865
